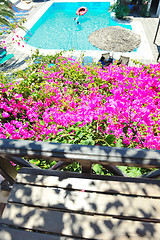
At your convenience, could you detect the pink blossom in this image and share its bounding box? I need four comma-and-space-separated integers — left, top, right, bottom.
2, 112, 10, 118
0, 56, 160, 149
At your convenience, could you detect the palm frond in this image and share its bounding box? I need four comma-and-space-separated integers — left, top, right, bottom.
0, 0, 16, 28
0, 0, 11, 8
0, 16, 13, 28
0, 8, 14, 15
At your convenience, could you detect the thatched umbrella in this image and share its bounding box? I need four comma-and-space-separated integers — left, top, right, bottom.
88, 26, 141, 53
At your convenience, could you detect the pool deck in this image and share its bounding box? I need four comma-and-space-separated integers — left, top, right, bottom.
2, 0, 160, 72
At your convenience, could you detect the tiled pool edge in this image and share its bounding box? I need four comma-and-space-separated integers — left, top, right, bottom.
10, 0, 155, 64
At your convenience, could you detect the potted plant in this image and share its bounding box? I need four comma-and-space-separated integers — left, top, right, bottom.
109, 0, 130, 20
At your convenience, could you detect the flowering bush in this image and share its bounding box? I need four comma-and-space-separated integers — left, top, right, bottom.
1, 53, 160, 153
139, 0, 150, 17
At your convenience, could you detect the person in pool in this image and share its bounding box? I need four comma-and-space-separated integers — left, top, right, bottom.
73, 13, 80, 25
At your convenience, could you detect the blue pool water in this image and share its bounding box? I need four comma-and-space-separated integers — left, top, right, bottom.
24, 2, 132, 50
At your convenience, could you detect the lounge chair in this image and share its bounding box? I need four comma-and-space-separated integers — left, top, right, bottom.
0, 54, 14, 65
98, 53, 113, 68
10, 0, 20, 6
6, 15, 23, 24
0, 27, 8, 34
48, 63, 55, 67
0, 51, 7, 58
82, 56, 93, 66
69, 56, 76, 63
102, 52, 110, 60
0, 49, 7, 58
34, 56, 42, 65
12, 5, 29, 13
10, 0, 31, 13
15, 1, 33, 11
117, 55, 130, 66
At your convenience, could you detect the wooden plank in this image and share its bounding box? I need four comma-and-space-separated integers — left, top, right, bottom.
140, 169, 160, 178
0, 156, 17, 184
1, 179, 11, 192
50, 160, 72, 170
81, 162, 91, 174
0, 224, 78, 240
2, 204, 160, 240
16, 169, 160, 197
8, 184, 160, 221
1, 139, 160, 167
103, 165, 126, 176
8, 156, 40, 168
0, 190, 10, 204
0, 203, 6, 217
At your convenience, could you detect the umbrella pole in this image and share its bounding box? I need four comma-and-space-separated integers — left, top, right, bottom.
111, 52, 115, 62
111, 52, 114, 58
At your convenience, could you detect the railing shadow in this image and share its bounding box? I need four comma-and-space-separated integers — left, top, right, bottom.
1, 138, 160, 179
0, 139, 160, 238
1, 167, 160, 239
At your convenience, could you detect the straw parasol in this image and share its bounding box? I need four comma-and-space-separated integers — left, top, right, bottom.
88, 26, 141, 52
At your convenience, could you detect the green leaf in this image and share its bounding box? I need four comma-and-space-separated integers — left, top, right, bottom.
116, 138, 123, 148
39, 120, 45, 126
117, 166, 128, 174
93, 164, 103, 175
80, 138, 95, 145
123, 126, 128, 134
106, 135, 115, 145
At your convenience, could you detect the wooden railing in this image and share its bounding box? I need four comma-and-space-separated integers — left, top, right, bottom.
1, 138, 160, 185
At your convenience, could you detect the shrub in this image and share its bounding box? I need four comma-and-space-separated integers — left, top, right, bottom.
109, 0, 130, 19
139, 0, 150, 17
1, 52, 160, 175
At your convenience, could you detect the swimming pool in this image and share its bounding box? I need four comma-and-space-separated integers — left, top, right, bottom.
24, 2, 132, 51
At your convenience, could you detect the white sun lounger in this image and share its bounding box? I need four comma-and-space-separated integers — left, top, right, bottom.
16, 1, 33, 11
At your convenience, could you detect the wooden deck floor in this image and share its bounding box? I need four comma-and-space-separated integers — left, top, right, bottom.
0, 176, 11, 217
0, 191, 10, 217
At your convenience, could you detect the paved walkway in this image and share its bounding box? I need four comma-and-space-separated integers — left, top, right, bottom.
1, 2, 160, 72
136, 16, 160, 64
